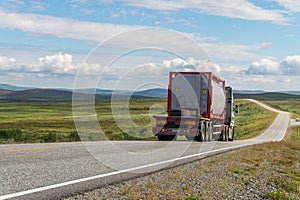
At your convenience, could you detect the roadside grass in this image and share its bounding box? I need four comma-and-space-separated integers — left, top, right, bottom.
264, 100, 300, 119
225, 126, 300, 199
234, 99, 278, 140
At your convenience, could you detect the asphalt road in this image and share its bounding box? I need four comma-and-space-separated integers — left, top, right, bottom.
0, 99, 290, 200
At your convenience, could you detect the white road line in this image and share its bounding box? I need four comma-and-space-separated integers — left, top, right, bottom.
0, 142, 262, 200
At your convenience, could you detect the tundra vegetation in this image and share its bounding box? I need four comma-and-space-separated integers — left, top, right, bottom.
0, 98, 293, 143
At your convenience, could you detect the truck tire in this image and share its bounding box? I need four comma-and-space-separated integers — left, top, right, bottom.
157, 135, 167, 141
228, 127, 234, 141
196, 122, 205, 142
219, 126, 227, 141
207, 122, 212, 142
185, 135, 195, 140
158, 135, 176, 141
225, 126, 229, 142
218, 127, 224, 141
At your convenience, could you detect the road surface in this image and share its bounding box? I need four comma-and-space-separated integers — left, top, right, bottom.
0, 99, 290, 200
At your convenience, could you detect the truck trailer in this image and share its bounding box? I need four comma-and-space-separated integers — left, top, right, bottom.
153, 72, 234, 142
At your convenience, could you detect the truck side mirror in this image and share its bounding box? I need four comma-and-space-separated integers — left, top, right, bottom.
235, 105, 239, 114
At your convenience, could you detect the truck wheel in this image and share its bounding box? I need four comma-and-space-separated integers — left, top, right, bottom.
218, 127, 224, 141
228, 127, 234, 141
201, 122, 205, 142
157, 135, 166, 141
185, 135, 195, 140
207, 122, 212, 142
196, 133, 204, 142
196, 122, 205, 142
169, 135, 177, 141
204, 122, 208, 142
158, 135, 175, 141
225, 126, 229, 142
205, 122, 213, 142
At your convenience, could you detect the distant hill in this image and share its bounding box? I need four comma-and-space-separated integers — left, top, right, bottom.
0, 88, 163, 101
233, 90, 265, 94
0, 89, 14, 95
77, 88, 167, 98
0, 83, 34, 91
4, 89, 73, 101
134, 88, 167, 98
0, 83, 299, 101
282, 91, 300, 95
234, 92, 300, 100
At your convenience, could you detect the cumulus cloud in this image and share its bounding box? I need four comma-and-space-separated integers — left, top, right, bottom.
0, 56, 19, 71
30, 53, 77, 74
244, 55, 300, 75
0, 52, 104, 76
280, 55, 300, 74
245, 58, 280, 75
127, 57, 221, 80
30, 52, 104, 75
162, 57, 221, 74
0, 56, 16, 65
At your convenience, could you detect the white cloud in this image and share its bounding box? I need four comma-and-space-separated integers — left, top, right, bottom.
245, 58, 280, 75
32, 52, 105, 75
126, 57, 221, 80
30, 52, 77, 74
79, 8, 96, 15
0, 56, 16, 65
0, 56, 19, 70
202, 43, 261, 62
0, 12, 266, 64
110, 9, 127, 18
0, 11, 139, 43
0, 52, 104, 76
271, 0, 300, 12
30, 1, 47, 10
285, 34, 297, 38
120, 0, 289, 23
2, 1, 47, 12
244, 55, 300, 75
280, 55, 300, 74
163, 57, 221, 74
258, 42, 273, 50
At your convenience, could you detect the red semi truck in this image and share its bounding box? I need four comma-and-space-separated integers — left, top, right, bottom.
153, 72, 235, 142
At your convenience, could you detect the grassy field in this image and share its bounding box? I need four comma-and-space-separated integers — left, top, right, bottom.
0, 98, 276, 143
0, 99, 166, 143
234, 99, 278, 139
264, 100, 300, 119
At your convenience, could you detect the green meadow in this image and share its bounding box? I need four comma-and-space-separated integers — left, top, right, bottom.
234, 99, 278, 139
0, 98, 285, 143
264, 100, 300, 119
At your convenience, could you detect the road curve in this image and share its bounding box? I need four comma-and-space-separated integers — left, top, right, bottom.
0, 99, 290, 200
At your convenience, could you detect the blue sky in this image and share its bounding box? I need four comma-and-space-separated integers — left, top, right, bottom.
0, 0, 300, 90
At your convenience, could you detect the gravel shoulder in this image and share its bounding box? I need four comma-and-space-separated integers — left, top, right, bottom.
65, 127, 300, 200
